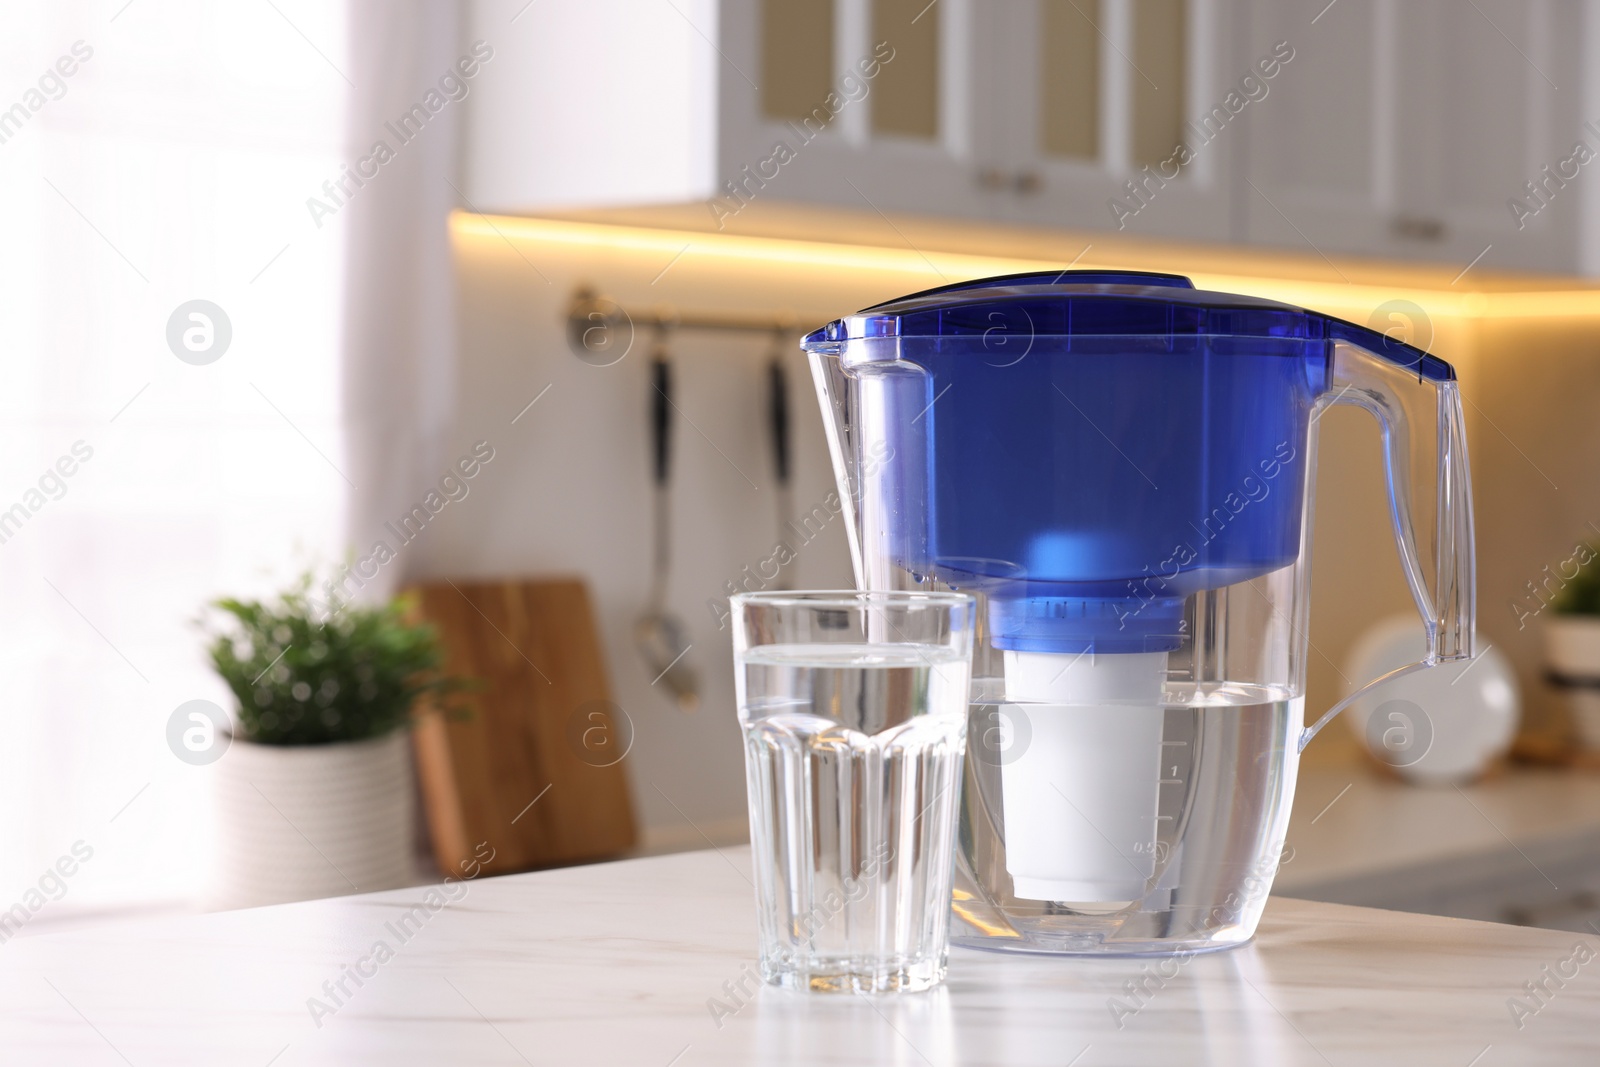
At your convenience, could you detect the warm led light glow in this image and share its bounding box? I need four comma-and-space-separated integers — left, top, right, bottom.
451, 211, 1600, 322
453, 211, 1030, 278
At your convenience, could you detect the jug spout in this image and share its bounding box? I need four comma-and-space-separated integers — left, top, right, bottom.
805, 339, 868, 589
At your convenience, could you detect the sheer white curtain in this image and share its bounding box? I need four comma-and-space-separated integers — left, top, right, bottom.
0, 0, 458, 919
340, 0, 461, 604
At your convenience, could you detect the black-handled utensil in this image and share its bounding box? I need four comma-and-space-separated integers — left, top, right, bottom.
636, 337, 698, 712
766, 338, 795, 588
650, 356, 672, 486
767, 356, 790, 486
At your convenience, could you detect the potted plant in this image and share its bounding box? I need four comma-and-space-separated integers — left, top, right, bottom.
1543, 544, 1600, 751
202, 573, 458, 908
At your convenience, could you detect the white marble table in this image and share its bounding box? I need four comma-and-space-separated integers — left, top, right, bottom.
2, 848, 1596, 1066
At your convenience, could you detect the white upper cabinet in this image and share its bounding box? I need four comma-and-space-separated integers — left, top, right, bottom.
461, 0, 721, 212
1239, 0, 1589, 275
466, 0, 1233, 235
464, 0, 1600, 273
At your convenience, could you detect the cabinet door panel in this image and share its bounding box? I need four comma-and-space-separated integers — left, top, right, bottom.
1244, 0, 1375, 204
1238, 0, 1387, 259
1131, 0, 1189, 167
998, 0, 1237, 241
759, 0, 836, 122
1039, 0, 1103, 161
1390, 0, 1578, 272
1243, 0, 1581, 273
870, 0, 942, 139
717, 0, 1001, 222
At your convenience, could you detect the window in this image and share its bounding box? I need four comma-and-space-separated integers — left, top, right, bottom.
0, 0, 349, 917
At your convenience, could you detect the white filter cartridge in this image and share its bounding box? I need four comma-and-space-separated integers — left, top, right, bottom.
999, 649, 1167, 904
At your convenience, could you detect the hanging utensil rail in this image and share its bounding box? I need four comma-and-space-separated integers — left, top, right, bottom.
566, 287, 797, 361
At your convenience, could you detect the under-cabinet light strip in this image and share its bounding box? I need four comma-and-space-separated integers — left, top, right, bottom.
452, 211, 1600, 323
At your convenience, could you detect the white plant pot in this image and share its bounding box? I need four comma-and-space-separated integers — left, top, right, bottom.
211, 731, 415, 909
1543, 615, 1600, 751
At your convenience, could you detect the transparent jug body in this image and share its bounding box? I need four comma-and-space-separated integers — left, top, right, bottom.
807, 320, 1473, 955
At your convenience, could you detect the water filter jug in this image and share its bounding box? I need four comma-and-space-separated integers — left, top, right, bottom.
803, 271, 1474, 954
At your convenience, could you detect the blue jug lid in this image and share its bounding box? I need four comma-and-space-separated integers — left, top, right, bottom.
803, 270, 1453, 382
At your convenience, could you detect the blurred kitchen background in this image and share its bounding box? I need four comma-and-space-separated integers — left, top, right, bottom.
5, 0, 1600, 937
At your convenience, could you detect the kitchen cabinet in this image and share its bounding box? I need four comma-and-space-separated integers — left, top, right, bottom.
1239, 0, 1592, 275
465, 0, 1600, 273
467, 0, 1238, 238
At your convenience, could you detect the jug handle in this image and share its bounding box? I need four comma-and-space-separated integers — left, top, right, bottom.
1298, 338, 1476, 751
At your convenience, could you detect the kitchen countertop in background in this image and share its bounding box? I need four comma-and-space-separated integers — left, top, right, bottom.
1281, 765, 1600, 931
2, 847, 1596, 1065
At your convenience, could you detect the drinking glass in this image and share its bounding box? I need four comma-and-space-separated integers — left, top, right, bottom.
731, 590, 975, 993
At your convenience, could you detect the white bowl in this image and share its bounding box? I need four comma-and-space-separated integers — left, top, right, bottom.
1343, 617, 1519, 785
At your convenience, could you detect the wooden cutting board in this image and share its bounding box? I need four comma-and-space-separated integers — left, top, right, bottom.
407, 578, 637, 875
